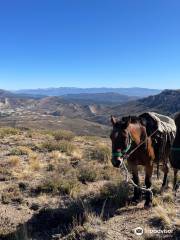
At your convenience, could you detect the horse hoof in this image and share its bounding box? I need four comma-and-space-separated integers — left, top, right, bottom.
131, 197, 141, 205
144, 202, 152, 209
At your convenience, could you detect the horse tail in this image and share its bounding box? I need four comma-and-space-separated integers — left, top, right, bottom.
157, 158, 160, 179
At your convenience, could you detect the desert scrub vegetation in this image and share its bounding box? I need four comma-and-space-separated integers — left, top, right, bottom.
35, 175, 80, 196
0, 166, 12, 181
0, 127, 20, 138
40, 140, 77, 155
77, 164, 97, 183
9, 146, 32, 156
151, 205, 172, 227
89, 144, 111, 163
8, 156, 20, 167
92, 180, 130, 209
52, 130, 75, 141
1, 185, 23, 204
29, 156, 41, 171
151, 194, 176, 228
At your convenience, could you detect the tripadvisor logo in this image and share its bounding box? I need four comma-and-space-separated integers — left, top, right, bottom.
134, 227, 144, 236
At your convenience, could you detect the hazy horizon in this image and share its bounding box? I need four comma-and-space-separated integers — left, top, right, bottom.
3, 86, 165, 92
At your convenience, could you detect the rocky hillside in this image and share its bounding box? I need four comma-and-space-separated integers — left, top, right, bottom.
101, 90, 180, 123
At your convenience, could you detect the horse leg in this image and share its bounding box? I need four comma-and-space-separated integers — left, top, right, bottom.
131, 166, 141, 203
144, 163, 153, 208
173, 168, 178, 191
161, 161, 169, 192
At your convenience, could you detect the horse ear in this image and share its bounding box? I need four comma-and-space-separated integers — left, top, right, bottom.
122, 116, 131, 129
111, 115, 116, 126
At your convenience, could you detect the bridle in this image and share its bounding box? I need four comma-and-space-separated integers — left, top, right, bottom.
112, 128, 159, 160
112, 131, 133, 159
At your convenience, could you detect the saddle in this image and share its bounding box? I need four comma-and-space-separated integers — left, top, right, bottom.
139, 112, 176, 162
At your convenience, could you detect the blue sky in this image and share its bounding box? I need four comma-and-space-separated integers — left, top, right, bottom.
0, 0, 180, 90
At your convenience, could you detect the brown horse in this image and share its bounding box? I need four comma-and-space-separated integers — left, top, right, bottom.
171, 112, 180, 190
110, 115, 173, 208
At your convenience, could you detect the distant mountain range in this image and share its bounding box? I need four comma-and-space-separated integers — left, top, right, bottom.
62, 92, 138, 105
15, 87, 161, 98
0, 88, 179, 134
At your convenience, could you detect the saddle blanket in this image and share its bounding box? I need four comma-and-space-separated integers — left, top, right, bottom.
147, 112, 176, 138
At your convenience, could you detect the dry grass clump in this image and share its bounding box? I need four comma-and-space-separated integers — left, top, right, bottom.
41, 140, 77, 155
82, 136, 100, 142
71, 148, 83, 161
8, 156, 20, 167
27, 152, 41, 171
0, 127, 20, 138
10, 146, 32, 156
53, 130, 75, 141
37, 175, 80, 196
0, 166, 12, 180
162, 192, 174, 203
49, 150, 63, 160
1, 185, 23, 204
152, 205, 172, 227
89, 144, 111, 163
95, 180, 130, 208
97, 165, 120, 181
77, 164, 97, 183
29, 158, 41, 171
63, 224, 106, 240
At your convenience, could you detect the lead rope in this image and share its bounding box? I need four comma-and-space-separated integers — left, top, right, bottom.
121, 160, 153, 198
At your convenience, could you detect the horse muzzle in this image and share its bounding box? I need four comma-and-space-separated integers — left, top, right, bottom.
111, 157, 123, 168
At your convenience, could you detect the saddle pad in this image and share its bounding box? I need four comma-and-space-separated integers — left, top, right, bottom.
147, 112, 176, 138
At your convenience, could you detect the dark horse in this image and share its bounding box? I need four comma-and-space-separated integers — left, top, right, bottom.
110, 114, 174, 208
171, 112, 180, 190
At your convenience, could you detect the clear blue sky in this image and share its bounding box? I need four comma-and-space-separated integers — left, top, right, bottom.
0, 0, 180, 90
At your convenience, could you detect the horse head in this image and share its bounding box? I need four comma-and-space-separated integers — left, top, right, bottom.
110, 115, 132, 167
110, 115, 147, 168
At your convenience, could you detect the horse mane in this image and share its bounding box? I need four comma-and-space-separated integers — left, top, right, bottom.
122, 115, 146, 126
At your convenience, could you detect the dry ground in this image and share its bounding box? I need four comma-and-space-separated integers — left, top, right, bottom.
0, 127, 179, 240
